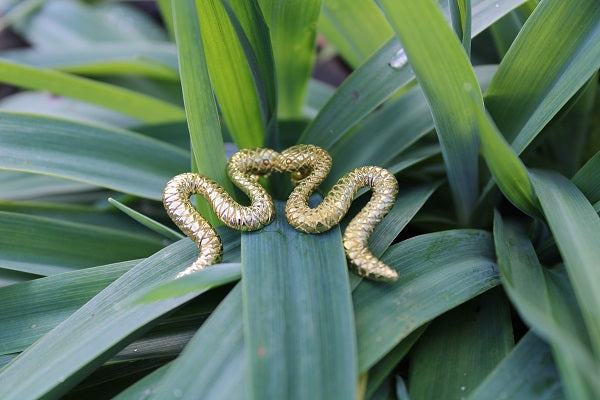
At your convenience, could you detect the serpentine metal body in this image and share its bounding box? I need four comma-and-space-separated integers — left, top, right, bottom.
275, 145, 399, 281
163, 144, 399, 281
163, 148, 277, 277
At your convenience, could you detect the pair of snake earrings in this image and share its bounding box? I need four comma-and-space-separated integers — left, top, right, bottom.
163, 144, 399, 282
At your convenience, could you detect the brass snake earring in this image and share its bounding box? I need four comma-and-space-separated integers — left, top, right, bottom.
274, 144, 399, 281
163, 148, 278, 277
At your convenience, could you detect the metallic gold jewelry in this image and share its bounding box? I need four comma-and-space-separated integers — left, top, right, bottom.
274, 144, 399, 281
163, 148, 278, 277
163, 145, 398, 281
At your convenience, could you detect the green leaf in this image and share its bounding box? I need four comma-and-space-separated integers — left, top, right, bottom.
0, 260, 136, 355
14, 0, 167, 46
470, 91, 539, 216
149, 284, 246, 400
377, 0, 482, 224
242, 200, 357, 399
112, 362, 171, 399
133, 263, 241, 303
468, 331, 564, 400
546, 72, 597, 176
449, 0, 472, 56
198, 0, 265, 148
0, 112, 189, 200
0, 172, 93, 201
0, 239, 236, 400
172, 0, 234, 225
299, 0, 526, 151
408, 290, 513, 399
530, 171, 600, 362
326, 65, 496, 189
319, 0, 393, 67
0, 211, 164, 276
354, 229, 499, 371
258, 0, 322, 118
573, 151, 600, 204
493, 213, 600, 398
0, 60, 185, 123
484, 0, 600, 154
365, 327, 427, 399
108, 198, 183, 241
0, 43, 179, 79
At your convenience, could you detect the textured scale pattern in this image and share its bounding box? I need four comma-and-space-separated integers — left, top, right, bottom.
163, 148, 278, 277
163, 144, 399, 281
274, 145, 399, 281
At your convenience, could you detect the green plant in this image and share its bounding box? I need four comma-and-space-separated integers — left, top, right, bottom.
0, 0, 598, 399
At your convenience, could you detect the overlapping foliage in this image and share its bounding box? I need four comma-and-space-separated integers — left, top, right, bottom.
0, 0, 598, 399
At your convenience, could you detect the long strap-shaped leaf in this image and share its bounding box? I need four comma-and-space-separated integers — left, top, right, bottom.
242, 200, 357, 400
0, 112, 189, 201
376, 0, 483, 224
0, 240, 241, 400
172, 0, 234, 224
485, 0, 600, 154
299, 0, 527, 150
257, 0, 322, 118
530, 171, 600, 363
0, 60, 184, 122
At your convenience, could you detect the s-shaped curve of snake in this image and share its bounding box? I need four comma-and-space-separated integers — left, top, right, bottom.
273, 144, 399, 281
163, 144, 399, 281
163, 148, 278, 277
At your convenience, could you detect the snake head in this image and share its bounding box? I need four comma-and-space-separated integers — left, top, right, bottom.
290, 166, 311, 184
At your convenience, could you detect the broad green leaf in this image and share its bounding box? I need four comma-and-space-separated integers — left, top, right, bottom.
470, 91, 539, 216
0, 211, 164, 276
0, 227, 239, 357
484, 0, 600, 154
0, 60, 185, 123
319, 0, 393, 67
0, 112, 189, 200
573, 151, 600, 204
0, 91, 139, 128
0, 239, 239, 400
258, 0, 322, 118
299, 0, 526, 150
242, 201, 357, 399
0, 260, 136, 354
172, 0, 234, 224
0, 43, 179, 79
134, 263, 241, 303
198, 0, 265, 148
493, 213, 600, 398
222, 0, 277, 124
0, 171, 94, 201
0, 268, 38, 288
408, 290, 513, 399
150, 284, 245, 400
0, 201, 156, 234
468, 331, 564, 400
304, 79, 334, 118
108, 198, 183, 241
326, 65, 496, 190
354, 229, 499, 371
377, 0, 483, 224
14, 0, 167, 47
530, 171, 600, 362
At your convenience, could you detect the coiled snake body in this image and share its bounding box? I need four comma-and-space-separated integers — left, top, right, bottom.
163, 144, 399, 281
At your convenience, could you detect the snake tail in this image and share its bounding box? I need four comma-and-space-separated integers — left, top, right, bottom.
163, 148, 278, 277
278, 144, 399, 281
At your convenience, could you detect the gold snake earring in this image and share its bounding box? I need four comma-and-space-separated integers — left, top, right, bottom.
163, 148, 279, 277
274, 144, 399, 281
